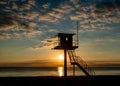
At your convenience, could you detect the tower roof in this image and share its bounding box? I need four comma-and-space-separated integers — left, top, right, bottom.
57, 33, 75, 36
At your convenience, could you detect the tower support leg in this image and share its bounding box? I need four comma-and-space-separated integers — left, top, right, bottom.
64, 49, 67, 77
73, 65, 75, 76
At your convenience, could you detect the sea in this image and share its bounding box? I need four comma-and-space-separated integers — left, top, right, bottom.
0, 67, 120, 77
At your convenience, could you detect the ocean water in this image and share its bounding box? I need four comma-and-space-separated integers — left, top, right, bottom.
0, 67, 120, 77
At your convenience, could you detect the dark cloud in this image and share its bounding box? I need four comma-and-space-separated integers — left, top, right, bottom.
0, 14, 15, 29
0, 0, 39, 40
95, 1, 120, 11
93, 0, 120, 23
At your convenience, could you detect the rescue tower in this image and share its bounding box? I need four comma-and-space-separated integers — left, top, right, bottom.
53, 32, 95, 77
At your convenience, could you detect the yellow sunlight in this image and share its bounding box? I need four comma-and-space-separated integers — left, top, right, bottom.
58, 54, 64, 60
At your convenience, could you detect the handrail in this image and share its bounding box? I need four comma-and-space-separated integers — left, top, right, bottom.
67, 50, 95, 76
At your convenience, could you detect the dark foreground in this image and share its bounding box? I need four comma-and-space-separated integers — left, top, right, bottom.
0, 75, 120, 86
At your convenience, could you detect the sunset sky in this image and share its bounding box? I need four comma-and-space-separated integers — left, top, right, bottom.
0, 0, 120, 67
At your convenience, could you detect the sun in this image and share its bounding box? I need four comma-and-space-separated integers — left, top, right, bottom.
58, 54, 64, 60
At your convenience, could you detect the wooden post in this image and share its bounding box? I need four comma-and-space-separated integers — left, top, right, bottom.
73, 65, 75, 76
64, 49, 67, 77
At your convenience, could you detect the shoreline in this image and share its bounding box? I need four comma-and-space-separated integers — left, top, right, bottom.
0, 75, 120, 86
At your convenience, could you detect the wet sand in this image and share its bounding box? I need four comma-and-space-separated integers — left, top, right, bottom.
0, 75, 120, 86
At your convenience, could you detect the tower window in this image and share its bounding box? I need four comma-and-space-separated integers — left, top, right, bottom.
66, 37, 68, 41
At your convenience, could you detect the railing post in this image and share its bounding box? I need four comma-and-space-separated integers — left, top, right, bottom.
73, 65, 75, 76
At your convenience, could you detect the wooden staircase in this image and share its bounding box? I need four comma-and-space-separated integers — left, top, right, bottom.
68, 50, 95, 76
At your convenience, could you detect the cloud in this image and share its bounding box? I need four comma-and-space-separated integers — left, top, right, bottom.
70, 13, 86, 21
0, 1, 39, 40
0, 33, 11, 40
59, 3, 75, 13
12, 2, 18, 10
70, 0, 120, 30
38, 1, 75, 23
27, 0, 36, 6
38, 2, 74, 22
42, 3, 50, 9
39, 14, 55, 22
19, 3, 31, 11
48, 11, 63, 19
22, 30, 42, 38
52, 2, 75, 15
46, 29, 58, 33
29, 35, 58, 50
0, 0, 120, 41
70, 0, 79, 5
38, 11, 63, 23
95, 38, 120, 43
93, 1, 120, 23
0, 1, 7, 5
13, 32, 21, 39
0, 14, 18, 30
28, 22, 36, 27
20, 12, 39, 20
79, 36, 120, 48
52, 8, 66, 14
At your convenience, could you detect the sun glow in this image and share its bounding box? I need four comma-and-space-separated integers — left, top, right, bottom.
58, 54, 64, 60
58, 67, 63, 76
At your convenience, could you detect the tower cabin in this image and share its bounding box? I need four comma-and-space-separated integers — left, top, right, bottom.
53, 33, 78, 50
53, 33, 94, 77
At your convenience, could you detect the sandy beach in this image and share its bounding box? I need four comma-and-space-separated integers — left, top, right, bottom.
0, 75, 120, 86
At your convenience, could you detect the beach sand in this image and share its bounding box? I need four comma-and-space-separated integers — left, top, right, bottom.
0, 75, 120, 86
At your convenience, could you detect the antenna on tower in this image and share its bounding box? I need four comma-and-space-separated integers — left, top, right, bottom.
76, 21, 79, 47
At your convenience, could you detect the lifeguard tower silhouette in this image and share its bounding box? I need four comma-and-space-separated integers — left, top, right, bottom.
53, 33, 94, 77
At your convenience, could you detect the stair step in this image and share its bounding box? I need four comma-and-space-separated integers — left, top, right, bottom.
71, 62, 77, 65
68, 50, 95, 76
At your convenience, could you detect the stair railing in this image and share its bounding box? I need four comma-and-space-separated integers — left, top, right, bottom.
67, 50, 95, 75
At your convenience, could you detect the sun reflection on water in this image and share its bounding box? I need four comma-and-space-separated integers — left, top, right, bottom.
58, 67, 63, 76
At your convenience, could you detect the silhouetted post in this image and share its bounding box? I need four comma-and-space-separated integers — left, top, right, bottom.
73, 65, 75, 76
64, 49, 67, 77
